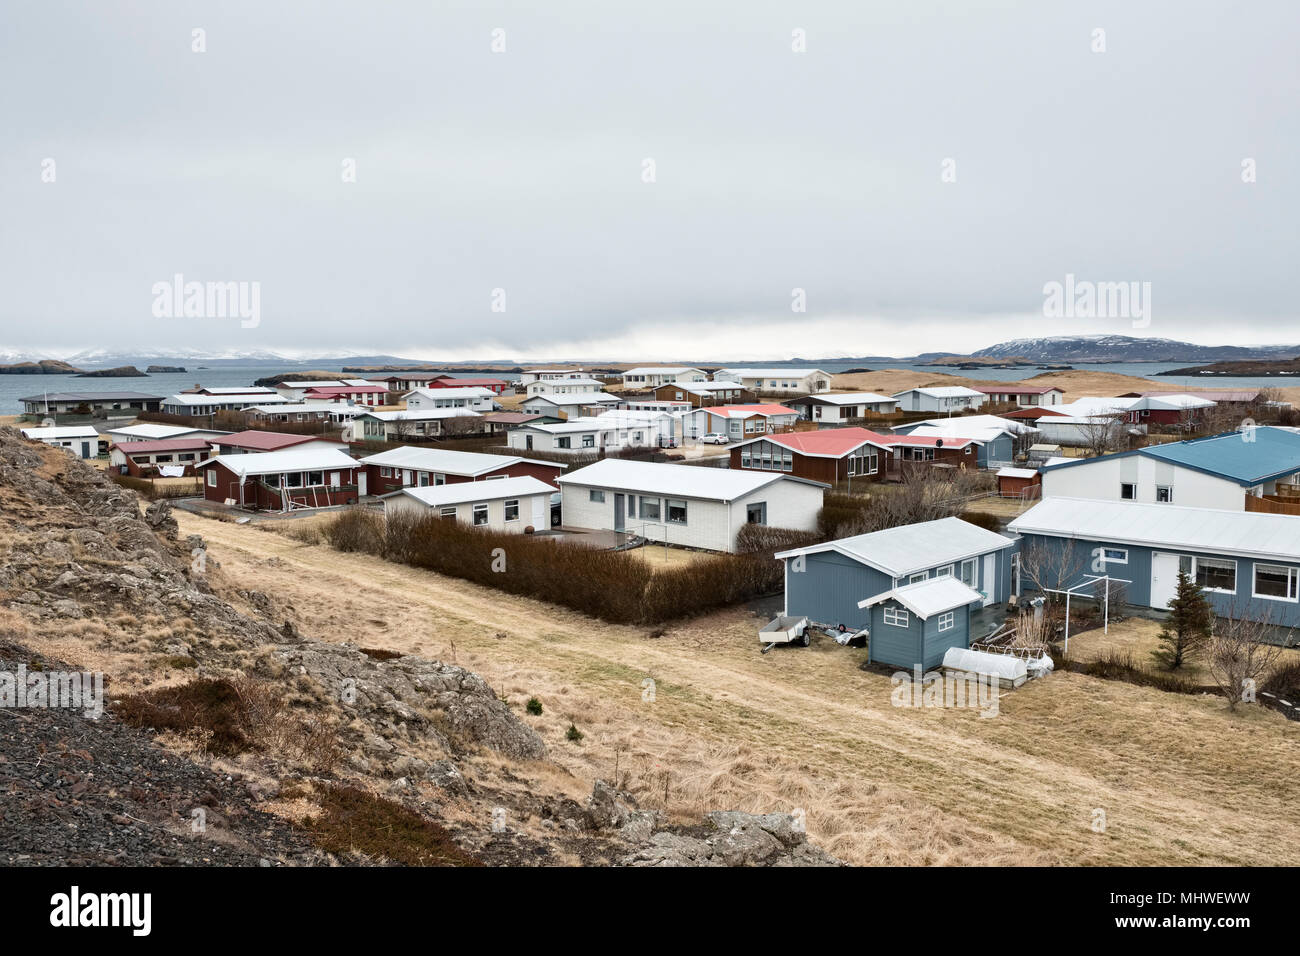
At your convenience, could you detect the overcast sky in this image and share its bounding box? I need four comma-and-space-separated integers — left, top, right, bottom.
1, 1, 1296, 361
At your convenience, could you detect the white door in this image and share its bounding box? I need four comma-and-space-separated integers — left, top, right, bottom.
1150, 552, 1181, 609
981, 553, 996, 606
532, 495, 545, 528
357, 472, 367, 496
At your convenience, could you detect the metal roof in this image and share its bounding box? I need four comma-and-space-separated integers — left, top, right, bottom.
106, 424, 220, 440
113, 438, 213, 453
730, 427, 893, 457
1008, 496, 1300, 562
383, 475, 557, 507
891, 386, 985, 398
860, 577, 985, 619
213, 430, 325, 451
716, 368, 830, 378
360, 446, 558, 476
775, 516, 1014, 576
21, 426, 100, 439
19, 391, 162, 402
558, 458, 827, 500
196, 447, 359, 477
793, 392, 898, 405
1043, 426, 1300, 486
693, 404, 797, 418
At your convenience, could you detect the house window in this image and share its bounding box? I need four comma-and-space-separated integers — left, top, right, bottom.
439, 507, 457, 519
746, 502, 766, 525
1155, 485, 1173, 503
1120, 483, 1136, 500
935, 565, 953, 578
1253, 564, 1298, 601
1101, 547, 1128, 564
667, 499, 687, 524
307, 471, 324, 485
1195, 557, 1236, 593
504, 499, 519, 521
959, 558, 976, 586
883, 606, 909, 628
909, 572, 927, 584
557, 437, 571, 449
286, 472, 303, 488
937, 611, 955, 632
589, 489, 605, 503
206, 470, 216, 487
640, 497, 661, 521
473, 504, 489, 525
582, 434, 595, 448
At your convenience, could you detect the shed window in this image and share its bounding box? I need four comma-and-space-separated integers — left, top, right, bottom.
1253, 564, 1298, 601
937, 611, 955, 632
206, 470, 216, 487
589, 489, 605, 503
883, 606, 909, 628
473, 504, 489, 525
1195, 557, 1236, 593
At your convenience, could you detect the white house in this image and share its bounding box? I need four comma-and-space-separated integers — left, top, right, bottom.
519, 368, 589, 385
621, 367, 707, 388
103, 423, 230, 445
713, 368, 833, 395
784, 392, 899, 423
353, 408, 481, 441
405, 386, 498, 412
505, 419, 626, 454
162, 389, 292, 416
557, 458, 827, 552
890, 386, 987, 413
521, 393, 621, 419
380, 475, 555, 532
525, 377, 606, 397
20, 426, 101, 459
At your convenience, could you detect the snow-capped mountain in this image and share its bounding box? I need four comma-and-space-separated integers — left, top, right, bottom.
971, 335, 1299, 363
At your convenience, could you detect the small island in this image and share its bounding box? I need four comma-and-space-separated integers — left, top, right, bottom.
0, 359, 84, 375
146, 365, 186, 373
1159, 357, 1300, 377
75, 365, 148, 378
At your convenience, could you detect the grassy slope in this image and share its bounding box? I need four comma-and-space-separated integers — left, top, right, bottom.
183, 513, 1300, 866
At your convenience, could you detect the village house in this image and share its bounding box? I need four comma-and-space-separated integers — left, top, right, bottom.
477, 411, 557, 435
652, 381, 755, 407
161, 388, 291, 417
996, 466, 1042, 499
353, 408, 482, 441
1122, 393, 1217, 427
783, 392, 899, 423
103, 423, 230, 445
892, 415, 1031, 468
19, 425, 102, 459
1008, 496, 1300, 628
524, 377, 605, 397
207, 430, 349, 456
425, 375, 512, 394
518, 368, 590, 385
404, 386, 498, 413
729, 428, 892, 484
557, 458, 827, 552
890, 386, 987, 413
682, 404, 800, 442
776, 517, 1018, 666
520, 393, 621, 420
1039, 426, 1300, 511
505, 418, 633, 454
109, 438, 212, 476
378, 373, 438, 393
974, 385, 1065, 407
358, 446, 563, 496
243, 402, 361, 427
380, 475, 556, 531
20, 391, 163, 418
196, 447, 365, 509
713, 368, 833, 396
620, 367, 708, 389
272, 379, 388, 403
617, 399, 692, 415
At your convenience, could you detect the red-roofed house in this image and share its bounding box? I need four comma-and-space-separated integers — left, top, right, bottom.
109, 438, 212, 477
684, 404, 800, 442
300, 385, 387, 406
1000, 406, 1069, 421
208, 430, 350, 456
426, 376, 511, 394
729, 428, 980, 483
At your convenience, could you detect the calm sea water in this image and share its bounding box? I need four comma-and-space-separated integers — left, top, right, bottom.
3, 361, 1298, 414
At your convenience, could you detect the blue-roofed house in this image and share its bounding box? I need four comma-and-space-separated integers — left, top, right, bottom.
774, 517, 1018, 660
1040, 426, 1300, 511
1009, 497, 1300, 629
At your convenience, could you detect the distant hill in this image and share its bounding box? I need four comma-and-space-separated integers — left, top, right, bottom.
971, 335, 1299, 364
0, 359, 84, 375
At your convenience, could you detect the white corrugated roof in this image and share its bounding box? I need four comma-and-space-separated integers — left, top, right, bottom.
997, 467, 1039, 479
196, 447, 359, 477
106, 424, 210, 440
21, 426, 99, 440
558, 458, 824, 500
408, 386, 495, 400
716, 367, 829, 378
892, 386, 985, 398
525, 393, 619, 406
1008, 497, 1300, 562
363, 408, 480, 421
386, 475, 557, 507
900, 414, 1034, 436
859, 577, 984, 618
775, 516, 1014, 576
360, 446, 556, 476
806, 392, 897, 405
623, 367, 703, 376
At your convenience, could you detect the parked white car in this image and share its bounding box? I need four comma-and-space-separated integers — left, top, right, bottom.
700, 433, 730, 445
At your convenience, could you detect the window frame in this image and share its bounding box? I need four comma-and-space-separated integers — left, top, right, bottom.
1194, 556, 1237, 594
883, 605, 909, 628
937, 611, 955, 632
1252, 563, 1299, 603
1101, 547, 1129, 565
472, 503, 489, 526
504, 499, 520, 521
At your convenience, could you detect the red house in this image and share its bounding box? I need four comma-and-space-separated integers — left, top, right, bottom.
358, 446, 563, 496
197, 448, 364, 510
426, 376, 511, 395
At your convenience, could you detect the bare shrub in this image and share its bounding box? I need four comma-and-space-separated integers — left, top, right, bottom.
1208, 613, 1287, 711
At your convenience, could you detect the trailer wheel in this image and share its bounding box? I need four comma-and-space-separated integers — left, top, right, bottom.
800, 631, 811, 647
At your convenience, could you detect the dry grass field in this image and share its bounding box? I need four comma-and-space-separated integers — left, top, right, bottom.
182, 512, 1300, 866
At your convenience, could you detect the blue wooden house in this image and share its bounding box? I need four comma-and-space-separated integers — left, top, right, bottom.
859, 577, 986, 670
1008, 497, 1300, 628
776, 517, 1018, 667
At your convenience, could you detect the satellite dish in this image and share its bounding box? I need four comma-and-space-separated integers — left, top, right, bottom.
935, 438, 944, 447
